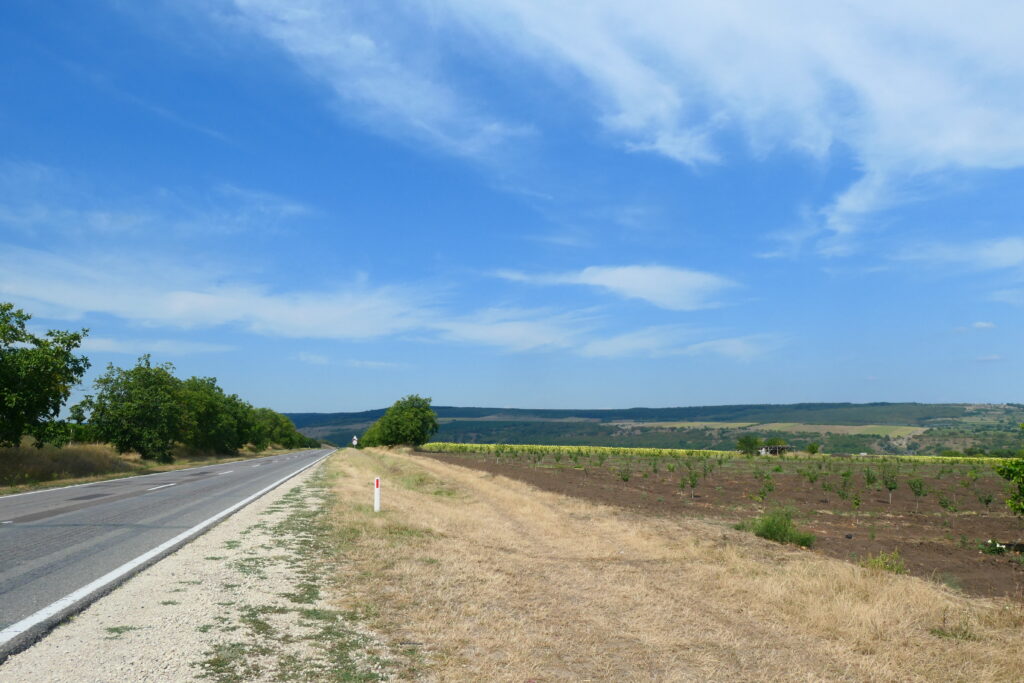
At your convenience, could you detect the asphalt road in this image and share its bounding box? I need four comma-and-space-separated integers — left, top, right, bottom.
0, 447, 334, 659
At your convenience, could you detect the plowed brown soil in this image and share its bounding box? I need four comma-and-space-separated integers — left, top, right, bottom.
423, 452, 1024, 599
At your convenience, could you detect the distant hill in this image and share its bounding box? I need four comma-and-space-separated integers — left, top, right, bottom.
287, 402, 1024, 455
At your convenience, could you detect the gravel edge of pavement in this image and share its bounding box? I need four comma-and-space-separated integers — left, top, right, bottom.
0, 456, 394, 682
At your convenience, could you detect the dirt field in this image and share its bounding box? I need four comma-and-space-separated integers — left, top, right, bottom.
423, 451, 1024, 599
326, 448, 1024, 681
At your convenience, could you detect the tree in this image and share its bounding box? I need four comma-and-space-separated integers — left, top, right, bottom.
361, 394, 438, 447
0, 302, 89, 447
881, 464, 899, 504
179, 377, 253, 453
995, 458, 1024, 517
248, 407, 316, 450
80, 355, 184, 462
736, 434, 762, 457
805, 442, 821, 455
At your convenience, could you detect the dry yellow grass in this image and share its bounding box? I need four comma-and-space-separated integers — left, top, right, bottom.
0, 440, 305, 495
325, 448, 1024, 682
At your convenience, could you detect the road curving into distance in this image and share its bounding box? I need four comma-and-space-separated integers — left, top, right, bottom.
0, 447, 335, 661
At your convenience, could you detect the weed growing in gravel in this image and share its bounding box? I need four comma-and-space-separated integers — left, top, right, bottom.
104, 625, 140, 639
195, 474, 393, 683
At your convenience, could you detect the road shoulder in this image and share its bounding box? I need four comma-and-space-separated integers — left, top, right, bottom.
0, 457, 393, 682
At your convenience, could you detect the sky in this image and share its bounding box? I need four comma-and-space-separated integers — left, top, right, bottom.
2, 1, 1023, 412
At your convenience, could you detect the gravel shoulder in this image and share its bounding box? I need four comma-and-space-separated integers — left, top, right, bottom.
0, 457, 391, 683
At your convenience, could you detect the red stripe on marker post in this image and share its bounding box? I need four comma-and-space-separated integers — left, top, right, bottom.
373, 476, 381, 512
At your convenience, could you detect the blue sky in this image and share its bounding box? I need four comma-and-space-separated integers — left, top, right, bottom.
2, 1, 1023, 412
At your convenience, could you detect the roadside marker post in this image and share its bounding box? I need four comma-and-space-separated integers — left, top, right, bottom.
374, 477, 381, 512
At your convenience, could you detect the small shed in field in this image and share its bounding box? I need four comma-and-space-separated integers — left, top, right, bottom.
758, 445, 789, 456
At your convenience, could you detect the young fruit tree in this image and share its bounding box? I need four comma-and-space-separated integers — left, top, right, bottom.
995, 458, 1024, 517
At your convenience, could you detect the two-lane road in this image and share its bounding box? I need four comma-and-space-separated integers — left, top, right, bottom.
0, 447, 334, 660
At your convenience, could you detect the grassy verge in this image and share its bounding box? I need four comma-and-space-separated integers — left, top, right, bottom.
0, 441, 310, 496
193, 465, 393, 682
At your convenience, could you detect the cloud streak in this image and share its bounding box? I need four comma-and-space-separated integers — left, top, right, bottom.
213, 0, 527, 157
193, 3, 1024, 247
897, 237, 1024, 270
499, 265, 735, 311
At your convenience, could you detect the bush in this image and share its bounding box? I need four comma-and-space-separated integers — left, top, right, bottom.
735, 507, 814, 547
861, 549, 907, 574
360, 395, 439, 448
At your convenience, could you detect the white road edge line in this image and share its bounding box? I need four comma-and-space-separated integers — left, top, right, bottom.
0, 449, 335, 651
217, 470, 234, 476
146, 483, 177, 492
0, 449, 315, 500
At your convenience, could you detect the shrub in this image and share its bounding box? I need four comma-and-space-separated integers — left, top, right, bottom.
861, 549, 907, 574
735, 507, 814, 547
978, 539, 1007, 555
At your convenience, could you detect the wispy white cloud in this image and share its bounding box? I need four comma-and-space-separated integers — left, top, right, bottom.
0, 244, 430, 339
579, 325, 691, 358
3, 243, 772, 361
346, 359, 401, 369
432, 307, 590, 352
972, 321, 996, 329
499, 265, 735, 311
897, 237, 1024, 270
992, 289, 1024, 306
202, 2, 1024, 246
443, 2, 1024, 239
81, 337, 234, 355
580, 326, 773, 360
207, 0, 528, 157
681, 336, 774, 362
976, 354, 1003, 363
296, 352, 330, 365
0, 161, 311, 239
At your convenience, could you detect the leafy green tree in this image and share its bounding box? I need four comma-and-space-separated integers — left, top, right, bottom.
361, 394, 438, 447
0, 302, 89, 447
805, 442, 820, 455
248, 407, 315, 449
995, 458, 1024, 517
79, 355, 184, 462
736, 434, 762, 456
179, 377, 253, 453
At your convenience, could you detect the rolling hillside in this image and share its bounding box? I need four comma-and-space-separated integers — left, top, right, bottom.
287, 402, 1024, 456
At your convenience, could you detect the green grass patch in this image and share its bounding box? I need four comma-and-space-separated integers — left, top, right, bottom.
734, 507, 815, 547
861, 549, 907, 574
